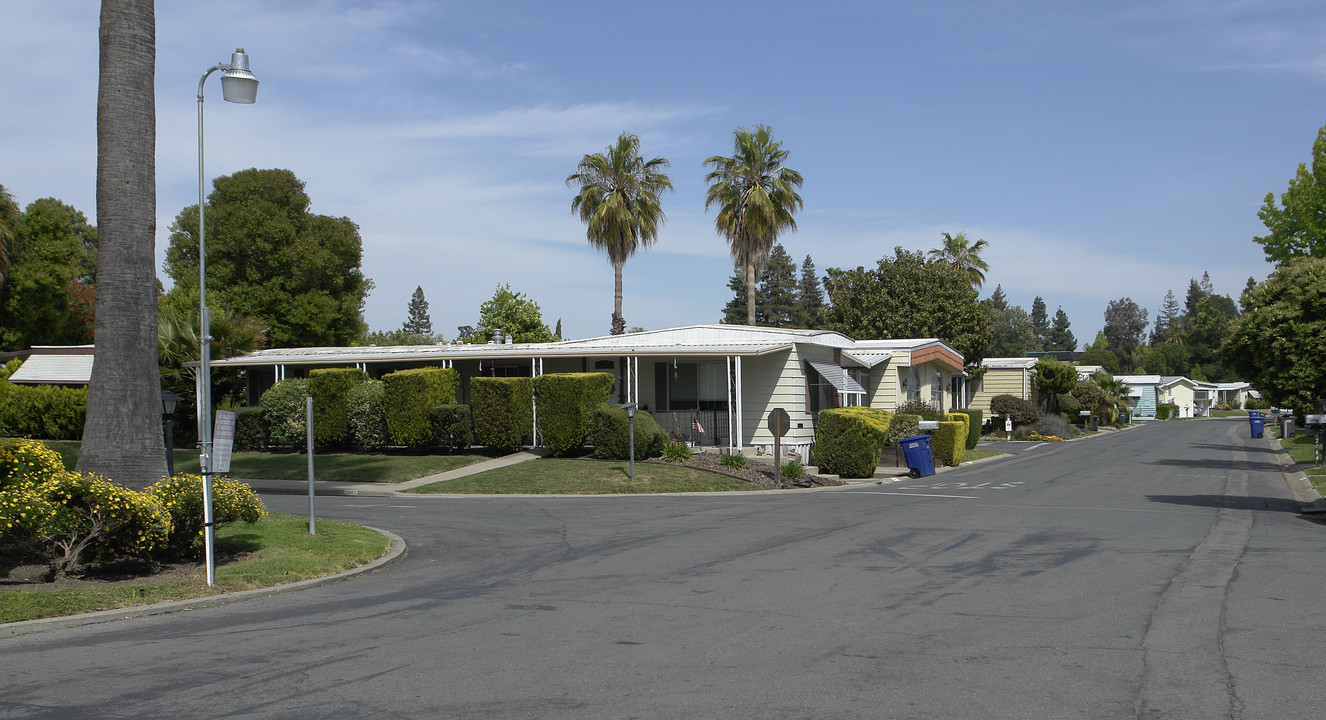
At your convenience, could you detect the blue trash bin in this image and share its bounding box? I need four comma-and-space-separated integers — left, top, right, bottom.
1249, 415, 1265, 439
899, 434, 935, 478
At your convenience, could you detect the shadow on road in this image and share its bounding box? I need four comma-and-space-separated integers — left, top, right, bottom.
1187, 442, 1279, 454
1145, 494, 1301, 513
1146, 458, 1278, 472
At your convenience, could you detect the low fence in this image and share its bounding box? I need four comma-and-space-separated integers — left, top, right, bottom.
650, 409, 731, 447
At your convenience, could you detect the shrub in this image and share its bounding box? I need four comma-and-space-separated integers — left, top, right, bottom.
1071, 381, 1107, 418
429, 404, 474, 451
661, 441, 694, 463
718, 452, 748, 470
346, 380, 389, 450
384, 367, 459, 449
943, 412, 970, 447
1156, 403, 1175, 421
894, 399, 942, 421
0, 438, 67, 490
931, 421, 966, 466
836, 406, 894, 437
953, 409, 982, 450
1036, 413, 1074, 439
990, 394, 1043, 426
590, 405, 667, 460
147, 474, 266, 558
232, 406, 268, 451
780, 459, 805, 480
884, 414, 922, 447
813, 407, 888, 479
471, 376, 534, 452
0, 485, 58, 555
1057, 393, 1080, 415
309, 368, 368, 447
38, 471, 171, 577
533, 373, 614, 456
0, 384, 87, 440
260, 378, 310, 447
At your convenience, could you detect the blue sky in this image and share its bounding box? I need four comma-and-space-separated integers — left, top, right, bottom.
3, 1, 1324, 349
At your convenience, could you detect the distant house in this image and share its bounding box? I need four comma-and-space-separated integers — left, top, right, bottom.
969, 357, 1038, 415
3, 345, 95, 386
206, 324, 967, 456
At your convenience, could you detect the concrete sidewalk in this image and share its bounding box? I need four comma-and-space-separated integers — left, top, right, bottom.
241, 449, 547, 498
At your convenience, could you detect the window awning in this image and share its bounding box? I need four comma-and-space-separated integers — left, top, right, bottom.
808, 360, 867, 396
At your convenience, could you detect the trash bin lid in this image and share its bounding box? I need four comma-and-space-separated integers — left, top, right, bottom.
898, 434, 931, 444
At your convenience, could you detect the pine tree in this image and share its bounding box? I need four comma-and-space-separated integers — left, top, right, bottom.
795, 254, 826, 328
988, 284, 1008, 311
721, 272, 748, 324
1151, 290, 1182, 344
1045, 307, 1076, 351
756, 243, 798, 327
403, 285, 433, 335
1031, 296, 1049, 350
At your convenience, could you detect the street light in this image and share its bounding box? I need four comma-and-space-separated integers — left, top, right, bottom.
161, 390, 181, 478
197, 48, 258, 587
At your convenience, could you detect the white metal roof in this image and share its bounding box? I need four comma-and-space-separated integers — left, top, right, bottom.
982, 357, 1038, 370
8, 354, 94, 385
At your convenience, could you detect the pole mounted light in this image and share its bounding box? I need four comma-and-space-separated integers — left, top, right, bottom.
197, 48, 258, 587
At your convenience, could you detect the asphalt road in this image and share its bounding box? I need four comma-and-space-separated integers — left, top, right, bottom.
2, 419, 1322, 719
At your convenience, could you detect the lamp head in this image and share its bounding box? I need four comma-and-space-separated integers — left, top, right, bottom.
161, 390, 181, 415
220, 48, 259, 104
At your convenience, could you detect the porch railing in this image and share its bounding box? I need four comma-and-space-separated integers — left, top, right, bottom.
649, 409, 731, 447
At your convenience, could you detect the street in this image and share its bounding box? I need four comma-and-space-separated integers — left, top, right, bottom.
2, 418, 1322, 719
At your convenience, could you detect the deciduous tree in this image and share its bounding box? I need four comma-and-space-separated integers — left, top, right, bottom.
464, 284, 556, 344
1255, 122, 1326, 264
1103, 297, 1148, 371
1224, 257, 1326, 412
0, 198, 98, 350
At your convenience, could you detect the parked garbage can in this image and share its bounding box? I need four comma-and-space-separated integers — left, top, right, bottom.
1249, 415, 1265, 439
899, 434, 935, 479
1087, 415, 1099, 432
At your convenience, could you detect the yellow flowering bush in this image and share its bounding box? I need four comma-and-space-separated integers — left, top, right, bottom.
147, 474, 267, 558
0, 485, 59, 551
37, 471, 171, 578
0, 438, 66, 490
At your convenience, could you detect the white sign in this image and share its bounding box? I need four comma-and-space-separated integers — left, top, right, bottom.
212, 409, 237, 473
1005, 417, 1013, 432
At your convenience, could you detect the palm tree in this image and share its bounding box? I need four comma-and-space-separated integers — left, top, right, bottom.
0, 183, 19, 288
567, 132, 673, 335
704, 124, 804, 326
929, 232, 990, 290
77, 0, 167, 488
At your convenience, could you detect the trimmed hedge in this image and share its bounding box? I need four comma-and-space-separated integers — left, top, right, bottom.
429, 404, 474, 451
259, 378, 310, 447
471, 376, 533, 452
534, 372, 614, 456
590, 404, 667, 460
346, 380, 389, 450
309, 368, 367, 447
953, 408, 982, 450
232, 406, 268, 451
990, 394, 1042, 426
0, 384, 87, 440
943, 412, 970, 449
813, 407, 891, 479
383, 367, 459, 449
931, 421, 966, 467
1156, 403, 1178, 421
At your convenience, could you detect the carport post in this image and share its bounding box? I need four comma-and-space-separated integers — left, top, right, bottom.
306, 397, 316, 535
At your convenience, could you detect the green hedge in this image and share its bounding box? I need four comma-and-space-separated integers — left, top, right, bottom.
308, 368, 367, 447
813, 407, 890, 479
346, 380, 389, 450
953, 408, 982, 449
1156, 403, 1178, 420
884, 413, 921, 447
590, 405, 667, 460
942, 412, 970, 450
471, 376, 533, 452
534, 373, 614, 456
931, 421, 966, 467
232, 406, 268, 451
429, 404, 474, 451
383, 367, 459, 449
0, 384, 87, 440
259, 378, 310, 447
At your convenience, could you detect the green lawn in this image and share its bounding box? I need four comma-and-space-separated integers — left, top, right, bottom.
1210, 410, 1252, 418
1281, 433, 1326, 494
961, 448, 1002, 463
0, 513, 390, 624
15, 439, 485, 484
407, 458, 754, 494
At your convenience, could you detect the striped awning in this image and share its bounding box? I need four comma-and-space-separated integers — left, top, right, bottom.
808, 360, 867, 396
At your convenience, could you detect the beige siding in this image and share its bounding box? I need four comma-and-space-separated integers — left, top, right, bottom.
969, 367, 1029, 414
740, 348, 817, 448
868, 360, 898, 410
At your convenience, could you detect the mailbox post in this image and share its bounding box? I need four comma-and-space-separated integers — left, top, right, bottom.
1306, 414, 1325, 467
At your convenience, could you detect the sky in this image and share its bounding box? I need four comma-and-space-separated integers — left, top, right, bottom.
3, 1, 1325, 350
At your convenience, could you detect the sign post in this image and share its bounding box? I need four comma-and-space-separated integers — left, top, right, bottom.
1005, 416, 1012, 441
206, 410, 237, 586
768, 408, 790, 482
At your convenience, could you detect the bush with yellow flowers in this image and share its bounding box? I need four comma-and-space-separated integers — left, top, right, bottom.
36, 470, 171, 578
0, 437, 66, 490
147, 474, 267, 558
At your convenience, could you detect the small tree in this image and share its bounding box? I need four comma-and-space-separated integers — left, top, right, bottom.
1034, 358, 1077, 414
402, 285, 433, 336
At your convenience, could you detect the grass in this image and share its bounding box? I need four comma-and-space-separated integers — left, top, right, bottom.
1280, 432, 1326, 494
961, 448, 1002, 463
406, 458, 753, 494
1210, 409, 1253, 418
0, 513, 390, 624
12, 439, 485, 484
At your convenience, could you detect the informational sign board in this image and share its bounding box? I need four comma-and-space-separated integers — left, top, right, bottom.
212, 409, 237, 473
1005, 417, 1013, 432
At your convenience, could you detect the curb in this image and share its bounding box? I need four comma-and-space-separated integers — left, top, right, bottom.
1266, 436, 1326, 513
2, 526, 407, 638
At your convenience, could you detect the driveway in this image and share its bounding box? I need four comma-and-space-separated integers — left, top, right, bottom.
2, 418, 1322, 719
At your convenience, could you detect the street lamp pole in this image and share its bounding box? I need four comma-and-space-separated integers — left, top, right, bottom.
197, 48, 258, 587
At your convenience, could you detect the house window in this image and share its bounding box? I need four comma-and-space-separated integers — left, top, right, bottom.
655, 362, 728, 411
931, 370, 943, 410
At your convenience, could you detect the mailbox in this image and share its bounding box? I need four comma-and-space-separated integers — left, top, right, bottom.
1305, 414, 1326, 430
917, 420, 940, 431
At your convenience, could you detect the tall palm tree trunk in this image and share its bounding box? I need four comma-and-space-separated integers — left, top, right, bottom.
745, 259, 757, 326
78, 0, 167, 488
612, 257, 626, 402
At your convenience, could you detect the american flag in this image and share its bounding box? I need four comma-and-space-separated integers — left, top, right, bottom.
692, 418, 705, 434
